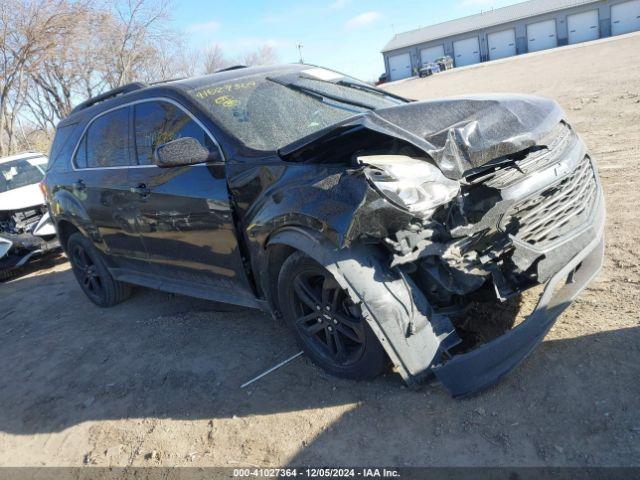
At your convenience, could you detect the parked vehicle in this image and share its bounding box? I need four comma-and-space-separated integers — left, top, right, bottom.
43, 64, 604, 397
435, 55, 454, 71
375, 72, 387, 86
419, 62, 441, 77
0, 152, 59, 280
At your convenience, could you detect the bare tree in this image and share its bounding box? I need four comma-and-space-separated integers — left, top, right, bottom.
23, 0, 190, 137
24, 4, 98, 131
102, 0, 171, 88
0, 0, 77, 155
202, 44, 230, 74
2, 0, 280, 156
242, 45, 279, 67
137, 34, 201, 82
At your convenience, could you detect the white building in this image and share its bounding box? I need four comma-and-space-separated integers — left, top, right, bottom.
382, 0, 640, 81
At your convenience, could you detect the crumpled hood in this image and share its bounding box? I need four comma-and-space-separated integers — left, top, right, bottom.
374, 94, 565, 179
0, 183, 45, 211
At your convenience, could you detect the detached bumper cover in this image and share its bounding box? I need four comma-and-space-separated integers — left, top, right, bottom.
0, 235, 59, 270
433, 192, 605, 397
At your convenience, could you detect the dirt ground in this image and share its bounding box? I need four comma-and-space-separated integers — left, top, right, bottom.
1, 33, 639, 468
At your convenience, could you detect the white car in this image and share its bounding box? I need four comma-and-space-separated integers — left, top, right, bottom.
0, 152, 59, 280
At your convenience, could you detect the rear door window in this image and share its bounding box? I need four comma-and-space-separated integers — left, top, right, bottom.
133, 101, 213, 165
84, 107, 131, 168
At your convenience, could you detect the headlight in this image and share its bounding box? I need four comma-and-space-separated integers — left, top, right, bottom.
358, 155, 460, 215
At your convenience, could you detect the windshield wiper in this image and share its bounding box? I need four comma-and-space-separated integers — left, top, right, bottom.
336, 80, 410, 103
292, 74, 410, 103
267, 77, 378, 111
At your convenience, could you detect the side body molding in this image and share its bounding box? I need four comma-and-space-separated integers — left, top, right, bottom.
267, 227, 459, 385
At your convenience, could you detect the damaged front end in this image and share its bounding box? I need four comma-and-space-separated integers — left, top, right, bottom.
0, 205, 59, 277
370, 124, 605, 396
264, 94, 605, 397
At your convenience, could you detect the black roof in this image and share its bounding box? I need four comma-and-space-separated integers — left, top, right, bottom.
170, 63, 307, 90
66, 64, 310, 121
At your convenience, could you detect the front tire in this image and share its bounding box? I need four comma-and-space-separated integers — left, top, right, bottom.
0, 268, 14, 282
67, 233, 131, 307
278, 251, 388, 380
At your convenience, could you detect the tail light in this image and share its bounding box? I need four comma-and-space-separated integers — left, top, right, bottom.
39, 181, 48, 200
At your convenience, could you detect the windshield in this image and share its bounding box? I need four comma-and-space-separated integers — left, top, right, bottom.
0, 157, 46, 193
185, 67, 407, 151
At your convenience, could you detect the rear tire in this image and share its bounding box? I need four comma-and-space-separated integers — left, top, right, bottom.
0, 268, 14, 282
67, 233, 131, 307
278, 251, 388, 380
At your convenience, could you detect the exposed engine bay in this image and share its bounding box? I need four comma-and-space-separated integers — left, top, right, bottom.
1, 205, 49, 236
0, 206, 58, 275
375, 121, 598, 304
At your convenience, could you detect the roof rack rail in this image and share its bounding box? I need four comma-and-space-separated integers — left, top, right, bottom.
149, 77, 185, 86
70, 82, 147, 115
215, 65, 247, 73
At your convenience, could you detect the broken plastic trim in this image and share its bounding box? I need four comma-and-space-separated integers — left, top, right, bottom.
433, 193, 605, 397
267, 227, 460, 385
0, 237, 12, 259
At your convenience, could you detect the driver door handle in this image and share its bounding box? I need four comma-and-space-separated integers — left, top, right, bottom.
130, 183, 150, 197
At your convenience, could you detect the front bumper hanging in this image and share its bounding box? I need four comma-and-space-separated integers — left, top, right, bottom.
432, 194, 605, 397
0, 235, 60, 271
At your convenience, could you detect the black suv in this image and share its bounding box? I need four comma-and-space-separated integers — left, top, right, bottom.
44, 64, 605, 397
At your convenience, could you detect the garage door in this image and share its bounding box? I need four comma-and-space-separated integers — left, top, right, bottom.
527, 19, 557, 52
420, 45, 445, 65
388, 53, 412, 81
487, 29, 516, 60
611, 0, 640, 36
568, 10, 600, 44
453, 37, 481, 67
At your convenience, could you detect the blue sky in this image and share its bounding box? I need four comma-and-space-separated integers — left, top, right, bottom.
171, 0, 523, 81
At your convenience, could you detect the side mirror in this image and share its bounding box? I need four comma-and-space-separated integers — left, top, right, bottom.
154, 137, 220, 168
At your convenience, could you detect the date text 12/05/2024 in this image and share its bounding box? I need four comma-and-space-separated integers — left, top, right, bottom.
232, 468, 401, 478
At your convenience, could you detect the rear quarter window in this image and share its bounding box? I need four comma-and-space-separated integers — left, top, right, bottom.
47, 122, 81, 172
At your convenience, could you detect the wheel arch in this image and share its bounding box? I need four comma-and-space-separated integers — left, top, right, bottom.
50, 188, 104, 250
261, 227, 330, 319
264, 226, 459, 386
55, 219, 81, 252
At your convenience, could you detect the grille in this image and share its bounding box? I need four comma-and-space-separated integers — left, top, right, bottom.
8, 207, 46, 234
502, 155, 597, 248
467, 122, 574, 189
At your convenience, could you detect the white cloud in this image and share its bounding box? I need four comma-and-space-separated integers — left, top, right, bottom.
345, 11, 381, 30
186, 20, 221, 33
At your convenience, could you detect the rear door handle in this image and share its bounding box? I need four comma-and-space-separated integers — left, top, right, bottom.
130, 183, 150, 196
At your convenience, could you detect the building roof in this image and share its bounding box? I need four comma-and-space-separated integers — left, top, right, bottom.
382, 0, 601, 52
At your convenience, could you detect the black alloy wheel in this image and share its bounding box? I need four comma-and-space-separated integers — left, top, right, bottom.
66, 233, 131, 307
69, 242, 104, 303
292, 266, 366, 366
278, 251, 388, 380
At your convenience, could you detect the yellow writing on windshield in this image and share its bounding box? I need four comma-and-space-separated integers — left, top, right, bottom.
214, 95, 239, 108
193, 81, 257, 100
